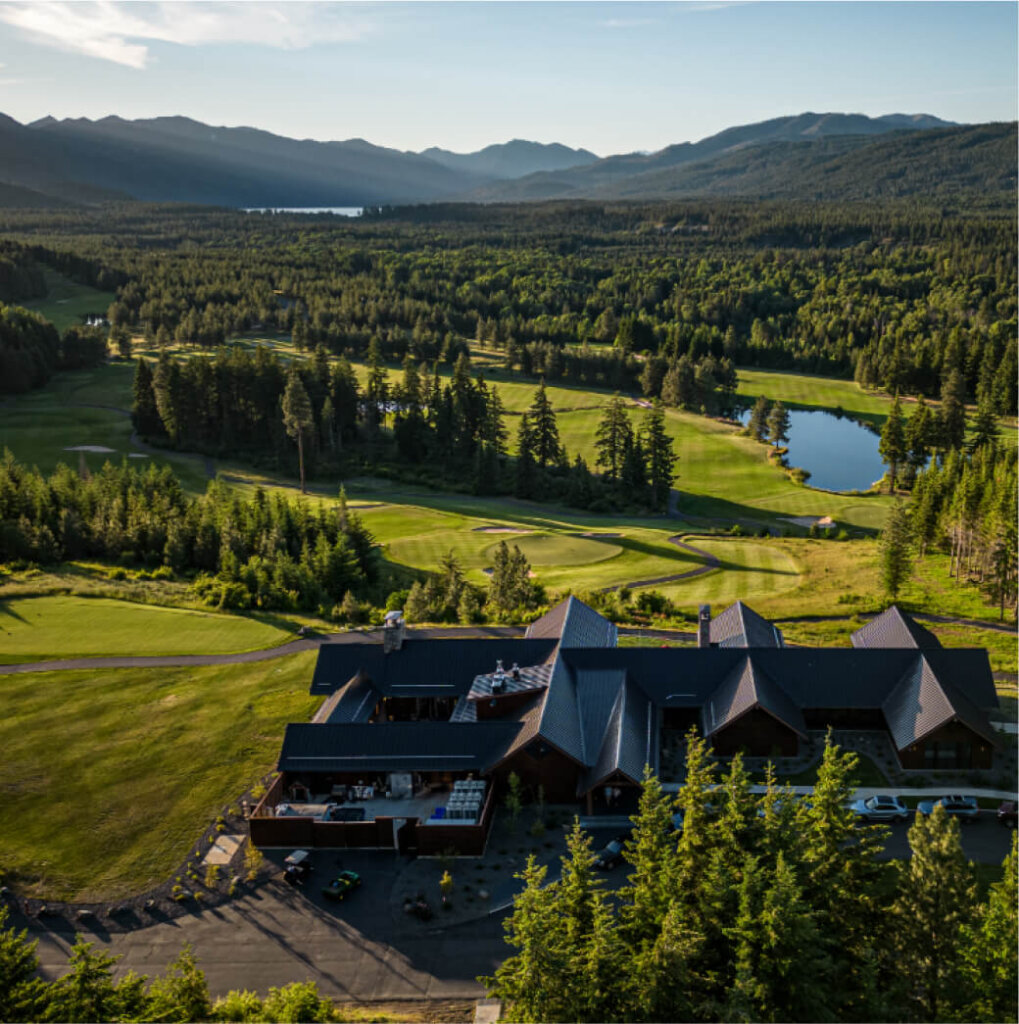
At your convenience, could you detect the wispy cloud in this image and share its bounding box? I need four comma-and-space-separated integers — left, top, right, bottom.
0, 1, 376, 69
599, 17, 656, 29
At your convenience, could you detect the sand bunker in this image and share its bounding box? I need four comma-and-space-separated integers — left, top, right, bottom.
473, 526, 534, 534
780, 515, 836, 529
573, 532, 622, 539
64, 445, 116, 453
127, 453, 149, 459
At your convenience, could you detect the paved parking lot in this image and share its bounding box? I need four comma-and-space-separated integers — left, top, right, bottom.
26, 818, 1014, 999
30, 850, 507, 1001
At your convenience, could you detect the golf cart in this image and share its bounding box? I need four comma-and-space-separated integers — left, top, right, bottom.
283, 849, 313, 886
322, 870, 362, 901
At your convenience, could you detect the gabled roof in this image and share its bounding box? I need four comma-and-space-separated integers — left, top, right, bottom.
579, 678, 655, 795
702, 656, 807, 739
711, 601, 784, 648
534, 651, 586, 765
312, 674, 379, 724
882, 655, 999, 751
278, 721, 523, 773
526, 595, 617, 648
852, 606, 941, 650
310, 637, 558, 695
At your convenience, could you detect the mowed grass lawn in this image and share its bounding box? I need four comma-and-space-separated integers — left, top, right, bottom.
0, 361, 208, 490
0, 651, 320, 901
0, 595, 290, 662
19, 269, 115, 334
735, 368, 894, 427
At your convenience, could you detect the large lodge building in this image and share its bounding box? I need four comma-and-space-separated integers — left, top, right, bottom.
249, 597, 1000, 854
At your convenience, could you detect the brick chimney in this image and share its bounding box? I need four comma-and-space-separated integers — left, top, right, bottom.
697, 604, 711, 648
383, 610, 406, 653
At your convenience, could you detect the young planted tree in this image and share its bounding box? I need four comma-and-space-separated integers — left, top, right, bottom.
281, 368, 314, 494
879, 395, 907, 492
880, 500, 913, 599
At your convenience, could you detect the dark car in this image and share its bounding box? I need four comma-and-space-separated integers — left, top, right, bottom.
593, 835, 628, 870
915, 795, 979, 821
322, 870, 362, 900
997, 801, 1018, 827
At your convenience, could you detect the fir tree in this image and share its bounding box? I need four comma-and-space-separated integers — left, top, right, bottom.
643, 401, 678, 512
528, 381, 562, 469
894, 806, 977, 1022
880, 500, 913, 599
939, 368, 968, 451
879, 395, 907, 492
594, 393, 632, 482
131, 357, 163, 438
281, 368, 314, 494
766, 400, 791, 448
746, 395, 771, 442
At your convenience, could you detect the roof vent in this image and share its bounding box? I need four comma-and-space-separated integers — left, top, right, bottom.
492, 659, 507, 694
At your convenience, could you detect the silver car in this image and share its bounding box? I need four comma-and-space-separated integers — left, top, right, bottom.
850, 794, 909, 823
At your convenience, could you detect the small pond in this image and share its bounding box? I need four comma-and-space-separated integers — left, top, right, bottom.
738, 407, 884, 493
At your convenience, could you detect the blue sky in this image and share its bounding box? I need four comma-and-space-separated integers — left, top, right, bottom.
0, 2, 1014, 154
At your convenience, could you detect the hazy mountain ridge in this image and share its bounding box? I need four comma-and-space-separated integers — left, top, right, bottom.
420, 139, 599, 179
0, 110, 1010, 208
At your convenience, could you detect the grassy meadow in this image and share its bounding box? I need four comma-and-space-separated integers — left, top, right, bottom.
0, 594, 290, 662
19, 269, 115, 334
0, 651, 320, 901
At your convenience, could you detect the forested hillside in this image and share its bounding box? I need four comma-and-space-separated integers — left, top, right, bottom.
1, 200, 1013, 409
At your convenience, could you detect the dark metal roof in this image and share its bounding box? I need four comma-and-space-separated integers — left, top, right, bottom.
310, 637, 558, 695
526, 595, 617, 648
882, 655, 999, 751
278, 721, 523, 773
313, 674, 379, 724
710, 601, 784, 648
578, 678, 656, 795
702, 656, 807, 739
535, 651, 586, 765
852, 606, 942, 650
558, 647, 996, 712
576, 668, 629, 766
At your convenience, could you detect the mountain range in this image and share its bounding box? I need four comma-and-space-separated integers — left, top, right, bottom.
0, 111, 1014, 209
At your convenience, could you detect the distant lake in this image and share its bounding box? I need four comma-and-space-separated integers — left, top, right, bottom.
242, 207, 363, 216
738, 407, 884, 493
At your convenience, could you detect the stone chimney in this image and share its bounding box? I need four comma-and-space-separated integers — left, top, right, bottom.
697, 605, 711, 648
383, 609, 405, 653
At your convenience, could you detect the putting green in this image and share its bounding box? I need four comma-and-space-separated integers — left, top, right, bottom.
486, 533, 621, 566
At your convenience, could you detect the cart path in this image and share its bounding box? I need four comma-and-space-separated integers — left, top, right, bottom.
597, 534, 722, 593
0, 626, 526, 675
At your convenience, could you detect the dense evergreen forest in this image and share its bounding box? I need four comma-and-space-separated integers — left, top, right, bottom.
0, 199, 1014, 411
489, 735, 1018, 1024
